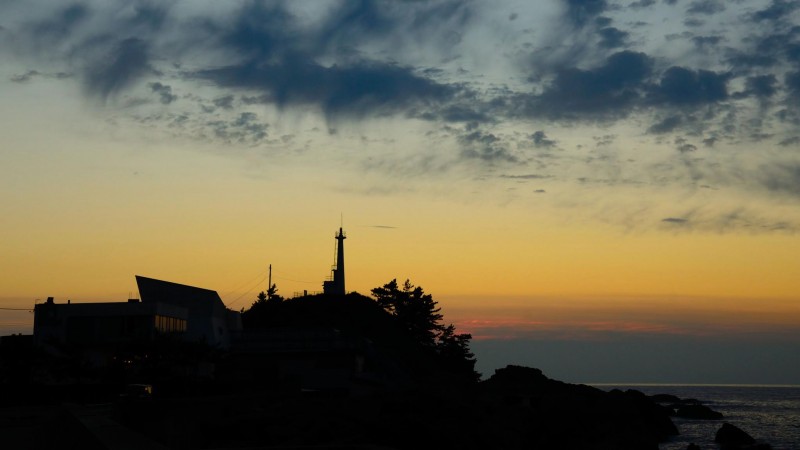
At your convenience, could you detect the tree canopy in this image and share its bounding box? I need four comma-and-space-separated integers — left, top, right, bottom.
371, 279, 478, 381
241, 278, 479, 382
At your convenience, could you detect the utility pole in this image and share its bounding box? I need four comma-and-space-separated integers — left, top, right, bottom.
268, 264, 272, 299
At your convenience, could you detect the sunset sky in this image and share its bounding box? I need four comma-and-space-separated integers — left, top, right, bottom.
2, 0, 799, 383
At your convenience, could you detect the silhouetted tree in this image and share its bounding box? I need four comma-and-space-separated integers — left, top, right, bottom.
254, 291, 268, 305
251, 284, 283, 308
266, 283, 283, 302
372, 279, 443, 348
372, 279, 478, 381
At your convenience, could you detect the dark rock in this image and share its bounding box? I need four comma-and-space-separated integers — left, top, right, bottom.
480, 365, 677, 449
676, 403, 724, 420
650, 393, 681, 403
715, 422, 755, 446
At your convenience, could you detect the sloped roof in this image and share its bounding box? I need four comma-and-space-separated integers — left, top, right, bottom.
136, 275, 226, 316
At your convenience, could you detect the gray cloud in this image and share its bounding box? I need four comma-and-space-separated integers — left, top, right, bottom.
149, 82, 176, 104
517, 51, 653, 121
213, 95, 235, 110
564, 0, 610, 27
779, 136, 800, 146
197, 58, 458, 121
459, 129, 518, 163
660, 209, 799, 233
759, 162, 800, 197
648, 67, 730, 106
3, 0, 800, 228
597, 27, 629, 49
500, 174, 551, 180
206, 112, 268, 144
629, 0, 657, 9
85, 38, 152, 99
686, 0, 725, 16
648, 115, 683, 134
692, 35, 722, 49
531, 131, 557, 148
751, 0, 800, 23
10, 70, 40, 83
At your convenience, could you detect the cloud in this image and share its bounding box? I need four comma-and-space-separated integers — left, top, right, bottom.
205, 112, 268, 144
648, 66, 730, 106
149, 82, 177, 104
758, 162, 800, 197
10, 70, 40, 83
213, 95, 235, 110
751, 0, 800, 23
597, 27, 629, 48
648, 115, 683, 134
658, 207, 800, 232
196, 58, 458, 121
28, 4, 89, 47
459, 129, 519, 163
85, 38, 152, 100
531, 131, 557, 148
10, 70, 70, 83
563, 0, 610, 27
500, 174, 551, 180
517, 50, 653, 121
692, 35, 722, 50
786, 71, 800, 99
4, 0, 800, 234
629, 0, 656, 10
738, 75, 778, 99
686, 0, 725, 16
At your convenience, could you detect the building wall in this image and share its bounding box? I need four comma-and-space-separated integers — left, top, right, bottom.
34, 300, 187, 347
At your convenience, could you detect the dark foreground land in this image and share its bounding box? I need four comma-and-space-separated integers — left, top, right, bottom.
0, 365, 678, 450
3, 292, 683, 449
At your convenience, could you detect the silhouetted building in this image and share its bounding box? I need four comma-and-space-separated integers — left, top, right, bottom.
34, 297, 187, 347
33, 276, 241, 349
136, 275, 241, 348
322, 227, 346, 296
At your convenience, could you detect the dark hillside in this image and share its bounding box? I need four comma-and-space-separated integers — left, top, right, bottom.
240, 292, 472, 384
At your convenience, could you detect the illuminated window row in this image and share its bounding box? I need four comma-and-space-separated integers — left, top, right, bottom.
154, 314, 187, 333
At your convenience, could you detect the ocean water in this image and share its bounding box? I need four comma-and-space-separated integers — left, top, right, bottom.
596, 384, 800, 450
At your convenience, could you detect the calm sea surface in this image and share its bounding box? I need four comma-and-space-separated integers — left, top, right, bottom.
595, 384, 800, 450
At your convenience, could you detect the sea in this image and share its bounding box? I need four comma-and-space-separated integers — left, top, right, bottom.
595, 384, 800, 450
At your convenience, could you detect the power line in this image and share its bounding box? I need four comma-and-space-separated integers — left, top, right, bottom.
219, 268, 269, 299
273, 275, 318, 284
225, 273, 268, 308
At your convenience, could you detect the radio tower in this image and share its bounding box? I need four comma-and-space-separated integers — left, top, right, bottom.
323, 226, 346, 296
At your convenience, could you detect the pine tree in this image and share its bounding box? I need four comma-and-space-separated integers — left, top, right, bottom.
371, 279, 478, 380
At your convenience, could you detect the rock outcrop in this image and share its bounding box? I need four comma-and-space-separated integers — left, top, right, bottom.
714, 422, 772, 449
477, 365, 678, 449
676, 403, 724, 420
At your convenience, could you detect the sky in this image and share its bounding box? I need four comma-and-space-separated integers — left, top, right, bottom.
1, 0, 800, 384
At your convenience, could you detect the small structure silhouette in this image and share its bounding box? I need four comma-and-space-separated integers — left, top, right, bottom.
322, 227, 346, 296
